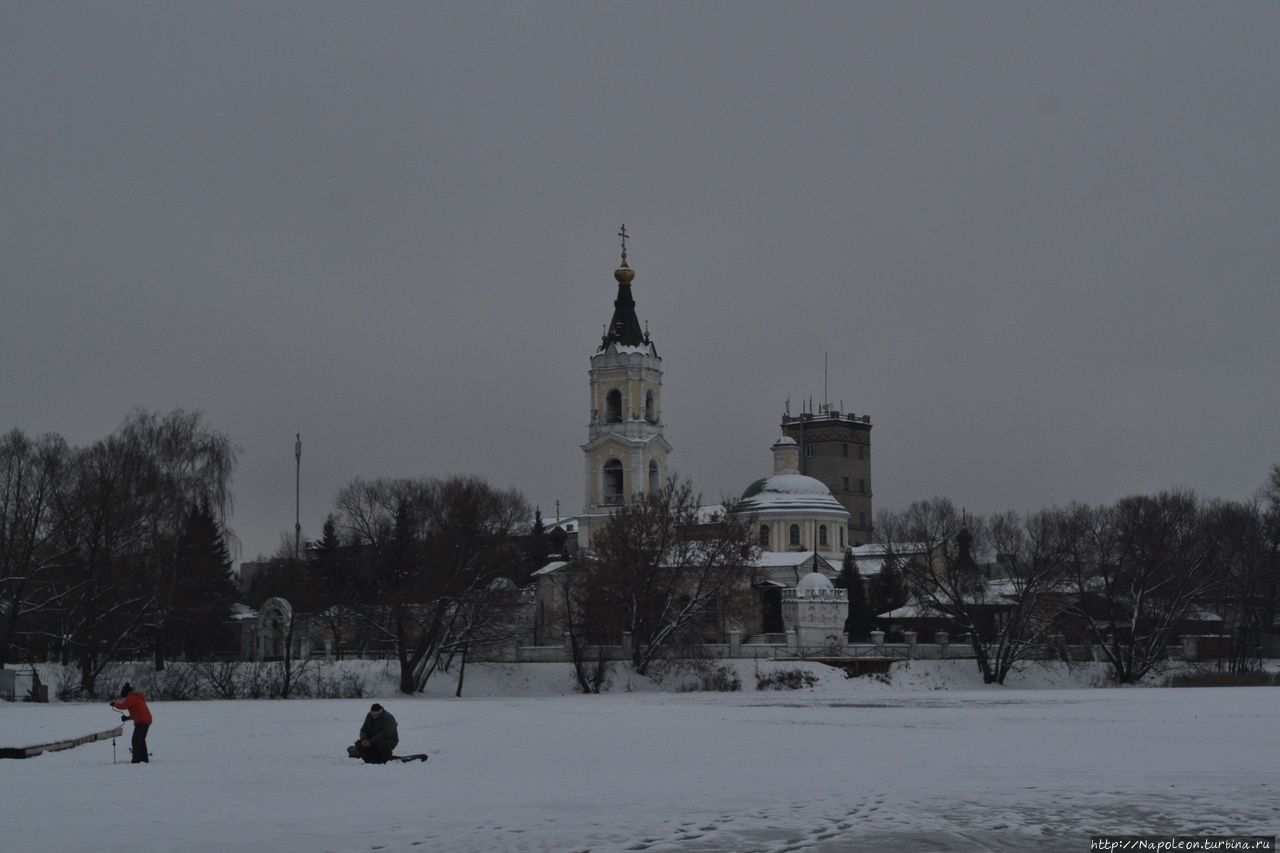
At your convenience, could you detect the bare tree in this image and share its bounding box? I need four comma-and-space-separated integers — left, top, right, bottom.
0, 430, 72, 667
1201, 477, 1280, 674
584, 478, 756, 677
877, 498, 1067, 685
555, 557, 619, 693
335, 475, 529, 694
54, 435, 155, 695
267, 533, 310, 698
1260, 465, 1280, 658
1060, 492, 1220, 683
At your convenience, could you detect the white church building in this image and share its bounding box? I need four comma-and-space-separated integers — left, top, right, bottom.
533, 232, 880, 649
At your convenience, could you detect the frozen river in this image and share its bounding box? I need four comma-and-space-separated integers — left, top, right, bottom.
3, 673, 1277, 852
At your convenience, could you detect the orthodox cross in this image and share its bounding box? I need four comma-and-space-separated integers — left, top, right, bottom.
618, 224, 630, 265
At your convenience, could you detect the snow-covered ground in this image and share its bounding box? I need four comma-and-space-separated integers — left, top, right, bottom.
3, 661, 1277, 852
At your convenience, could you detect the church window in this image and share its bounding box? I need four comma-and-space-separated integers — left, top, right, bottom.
648, 460, 660, 494
839, 527, 845, 548
645, 390, 656, 423
605, 389, 623, 423
759, 525, 770, 548
819, 525, 829, 548
859, 445, 866, 460
603, 459, 624, 504
789, 524, 801, 547
805, 444, 813, 458
842, 443, 849, 457
859, 478, 866, 494
842, 476, 849, 492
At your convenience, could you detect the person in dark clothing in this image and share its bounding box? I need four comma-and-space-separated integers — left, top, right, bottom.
353, 703, 398, 764
111, 682, 153, 764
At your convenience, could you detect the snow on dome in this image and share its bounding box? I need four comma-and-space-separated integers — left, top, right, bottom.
796, 572, 834, 593
737, 473, 850, 516
758, 474, 828, 495
736, 437, 850, 520
741, 474, 835, 499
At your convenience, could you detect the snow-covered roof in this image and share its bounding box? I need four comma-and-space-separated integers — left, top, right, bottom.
877, 597, 944, 620
695, 504, 726, 524
849, 542, 931, 576
750, 551, 836, 571
229, 603, 257, 620
1185, 608, 1222, 622
610, 343, 657, 356
532, 560, 571, 577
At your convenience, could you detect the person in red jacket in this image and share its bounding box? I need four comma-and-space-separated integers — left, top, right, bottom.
111, 683, 153, 763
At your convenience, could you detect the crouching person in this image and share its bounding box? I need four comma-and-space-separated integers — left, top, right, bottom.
352, 703, 398, 764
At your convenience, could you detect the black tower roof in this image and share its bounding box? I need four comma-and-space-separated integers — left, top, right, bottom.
598, 225, 654, 352
600, 265, 647, 349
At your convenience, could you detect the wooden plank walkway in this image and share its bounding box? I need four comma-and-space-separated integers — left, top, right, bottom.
0, 725, 123, 759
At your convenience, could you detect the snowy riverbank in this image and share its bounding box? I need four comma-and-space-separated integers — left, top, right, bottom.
15, 656, 1131, 708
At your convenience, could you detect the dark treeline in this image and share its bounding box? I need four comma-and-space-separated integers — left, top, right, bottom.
244, 475, 532, 695
2, 409, 535, 698
873, 466, 1280, 684
6, 407, 1276, 697
0, 410, 238, 695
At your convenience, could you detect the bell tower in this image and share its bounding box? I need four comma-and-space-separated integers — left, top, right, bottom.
578, 226, 672, 550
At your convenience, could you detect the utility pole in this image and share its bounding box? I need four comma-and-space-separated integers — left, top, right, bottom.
294, 433, 302, 562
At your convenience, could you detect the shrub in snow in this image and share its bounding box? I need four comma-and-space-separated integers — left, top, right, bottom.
677, 665, 741, 692
1165, 669, 1280, 688
755, 668, 819, 691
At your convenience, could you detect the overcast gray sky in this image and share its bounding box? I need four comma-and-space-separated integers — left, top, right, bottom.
3, 2, 1278, 562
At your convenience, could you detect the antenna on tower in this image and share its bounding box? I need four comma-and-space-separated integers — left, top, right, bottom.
823, 351, 828, 414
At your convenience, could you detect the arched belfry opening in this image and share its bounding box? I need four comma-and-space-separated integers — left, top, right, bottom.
645, 390, 656, 423
605, 389, 623, 423
603, 459, 624, 505
648, 459, 660, 494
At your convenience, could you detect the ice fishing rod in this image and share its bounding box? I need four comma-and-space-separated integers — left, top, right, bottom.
109, 704, 124, 764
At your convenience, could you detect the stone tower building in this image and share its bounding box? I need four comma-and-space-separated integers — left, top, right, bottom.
781, 572, 848, 648
781, 407, 873, 545
578, 229, 671, 550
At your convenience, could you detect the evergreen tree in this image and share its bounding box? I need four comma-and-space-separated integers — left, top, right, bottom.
527, 508, 548, 578
310, 514, 352, 658
837, 549, 874, 640
312, 515, 345, 594
871, 555, 907, 629
170, 499, 238, 660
